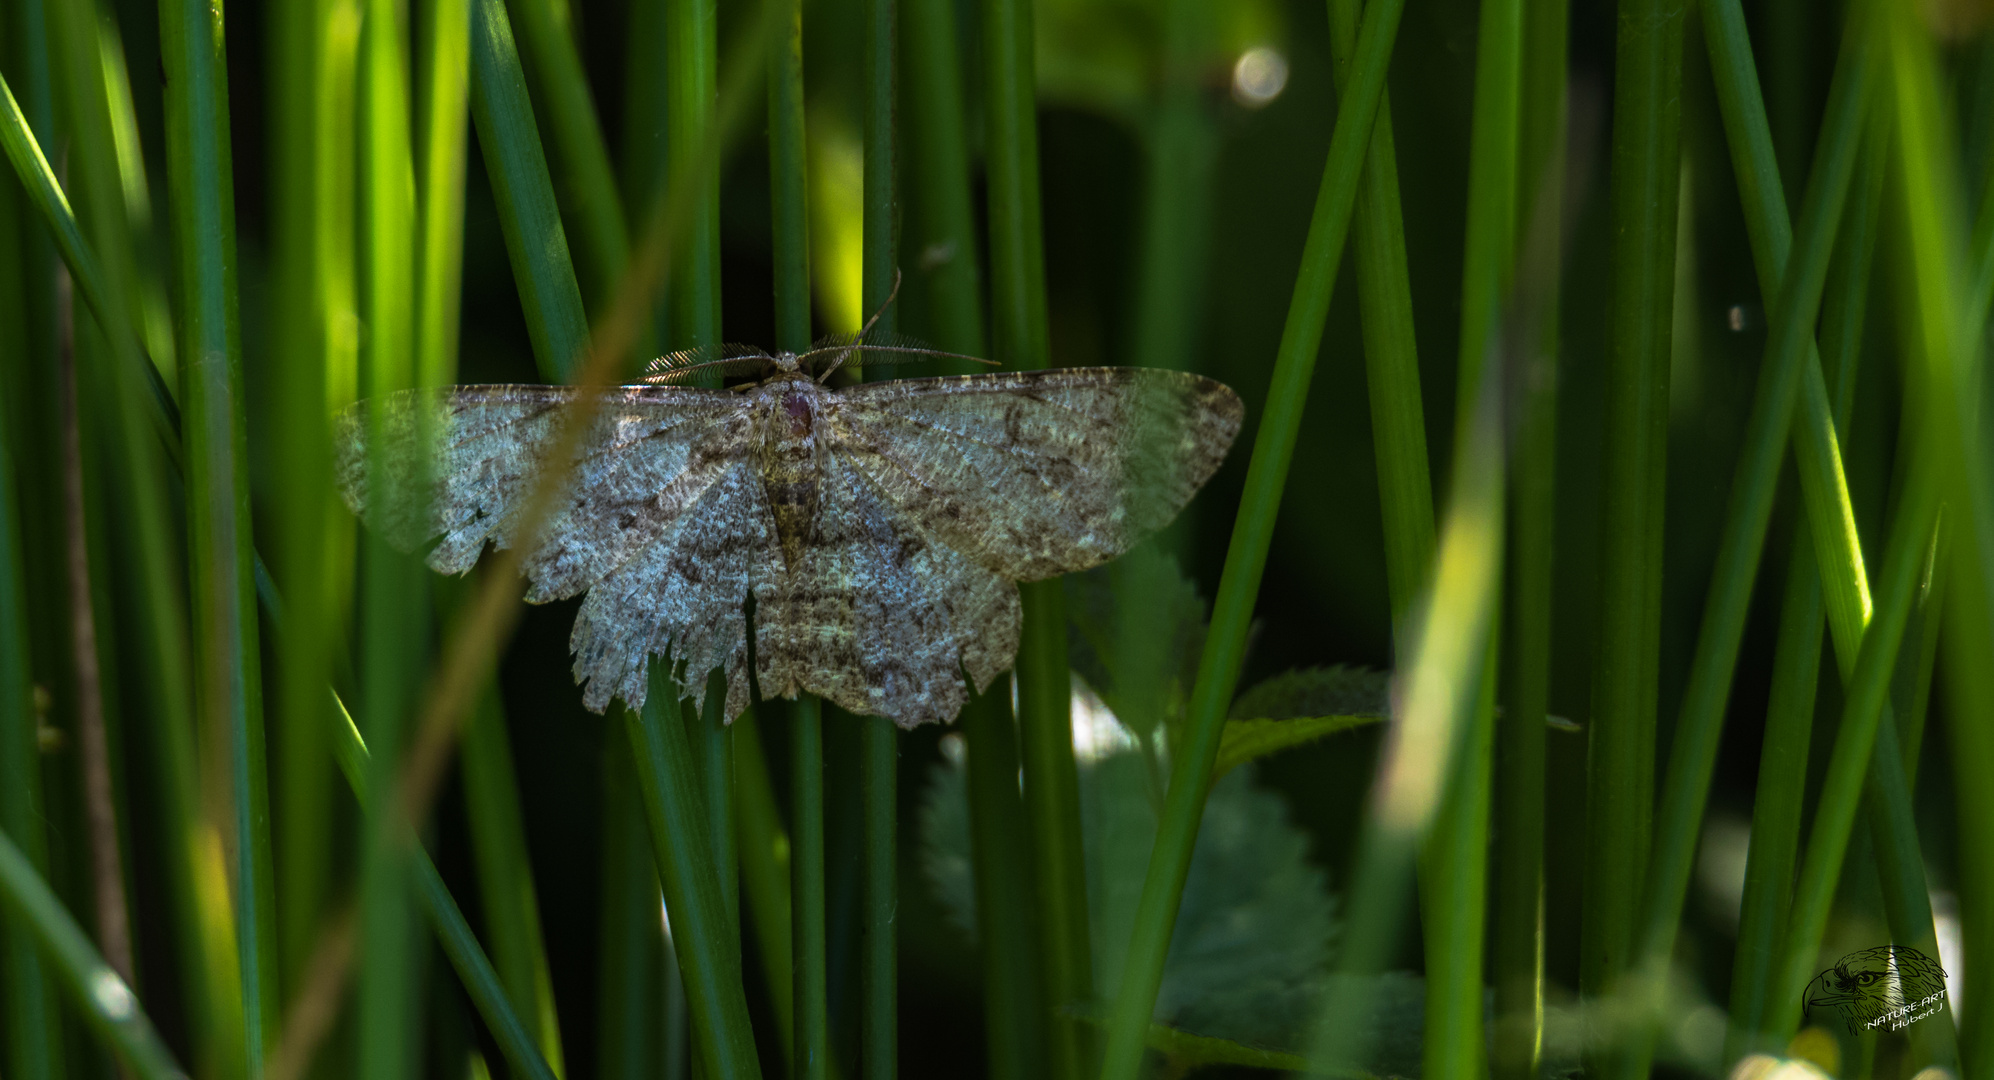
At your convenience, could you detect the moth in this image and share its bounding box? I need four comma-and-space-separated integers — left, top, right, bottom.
334, 331, 1242, 728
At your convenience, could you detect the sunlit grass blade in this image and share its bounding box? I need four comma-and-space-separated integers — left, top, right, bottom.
1582, 0, 1689, 1054
1426, 0, 1523, 1067
357, 0, 426, 1069
1097, 0, 1408, 1074
667, 0, 722, 352
0, 826, 186, 1080
979, 0, 1088, 1071
157, 0, 280, 1061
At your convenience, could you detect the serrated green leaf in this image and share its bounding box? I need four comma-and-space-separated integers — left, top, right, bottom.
1229, 665, 1391, 722
1213, 715, 1384, 780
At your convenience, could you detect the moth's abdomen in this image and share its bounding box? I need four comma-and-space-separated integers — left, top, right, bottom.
759, 382, 827, 572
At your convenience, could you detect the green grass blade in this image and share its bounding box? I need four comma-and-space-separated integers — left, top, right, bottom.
979, 0, 1088, 1071
860, 0, 905, 1073
265, 0, 342, 1012
1582, 0, 1688, 1048
768, 7, 827, 1070
734, 712, 797, 1062
900, 0, 986, 362
0, 392, 61, 1080
1425, 0, 1522, 1070
793, 698, 831, 1080
329, 694, 561, 1080
1123, 0, 1215, 377
460, 688, 567, 1077
960, 690, 1048, 1080
1326, 0, 1433, 637
418, 0, 474, 389
1760, 5, 1985, 1048
1493, 0, 1567, 1072
666, 0, 721, 351
507, 0, 632, 314
626, 665, 764, 1079
0, 826, 186, 1080
596, 737, 664, 1080
1097, 0, 1409, 1074
356, 0, 426, 1071
156, 0, 279, 1060
469, 0, 590, 383
1613, 10, 1874, 1075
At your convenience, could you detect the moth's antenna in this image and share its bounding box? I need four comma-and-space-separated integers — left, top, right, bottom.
815, 268, 903, 383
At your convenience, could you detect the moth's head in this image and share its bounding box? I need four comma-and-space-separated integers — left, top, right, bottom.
772, 351, 802, 374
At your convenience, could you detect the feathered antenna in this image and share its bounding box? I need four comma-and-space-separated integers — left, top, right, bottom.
796, 328, 997, 374
639, 343, 777, 385
815, 269, 907, 383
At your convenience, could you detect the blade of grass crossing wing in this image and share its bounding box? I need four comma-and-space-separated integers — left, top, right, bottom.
770, 3, 829, 1070
157, 0, 280, 1060
980, 0, 1088, 1072
862, 0, 905, 1073
898, 5, 1043, 1075
1099, 0, 1409, 1075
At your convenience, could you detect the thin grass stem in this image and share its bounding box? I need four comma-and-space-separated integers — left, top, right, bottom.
1493, 0, 1567, 1073
628, 666, 765, 1079
326, 694, 562, 1080
1326, 0, 1432, 634
1582, 0, 1688, 1053
157, 0, 280, 1060
0, 826, 186, 1080
793, 697, 830, 1080
736, 711, 798, 1061
0, 375, 62, 1080
900, 0, 986, 363
1098, 0, 1409, 1074
596, 736, 665, 1080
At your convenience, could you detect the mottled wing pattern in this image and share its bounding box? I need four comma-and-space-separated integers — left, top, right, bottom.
332, 384, 777, 713
754, 448, 1019, 727
828, 368, 1243, 581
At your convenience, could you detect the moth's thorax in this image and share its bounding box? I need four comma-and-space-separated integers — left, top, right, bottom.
755, 373, 829, 572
